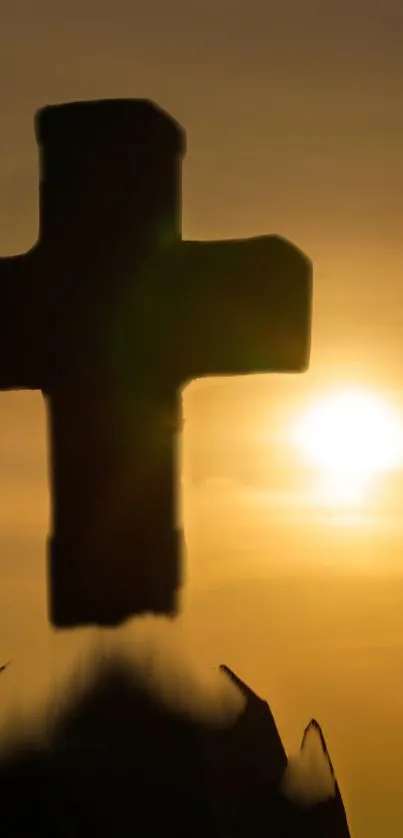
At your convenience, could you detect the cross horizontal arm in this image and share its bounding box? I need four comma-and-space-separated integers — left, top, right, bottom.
122, 235, 312, 391
0, 252, 42, 390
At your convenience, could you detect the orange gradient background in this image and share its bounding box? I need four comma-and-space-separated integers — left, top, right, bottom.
2, 3, 403, 835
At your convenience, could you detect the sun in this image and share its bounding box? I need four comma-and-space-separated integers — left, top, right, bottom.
291, 388, 403, 506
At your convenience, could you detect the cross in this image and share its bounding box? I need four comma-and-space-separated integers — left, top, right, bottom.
0, 99, 312, 629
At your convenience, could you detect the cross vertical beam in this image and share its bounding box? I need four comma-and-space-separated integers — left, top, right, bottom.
0, 99, 312, 628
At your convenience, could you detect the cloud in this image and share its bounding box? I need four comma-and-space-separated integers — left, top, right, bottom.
188, 476, 309, 510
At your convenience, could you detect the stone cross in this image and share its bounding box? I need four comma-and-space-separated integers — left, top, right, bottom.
0, 99, 312, 628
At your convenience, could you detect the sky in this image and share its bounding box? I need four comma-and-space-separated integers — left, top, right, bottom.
1, 1, 403, 834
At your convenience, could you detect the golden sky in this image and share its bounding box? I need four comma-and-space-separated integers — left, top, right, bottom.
1, 2, 403, 835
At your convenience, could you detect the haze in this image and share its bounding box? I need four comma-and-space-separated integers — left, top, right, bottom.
1, 2, 403, 835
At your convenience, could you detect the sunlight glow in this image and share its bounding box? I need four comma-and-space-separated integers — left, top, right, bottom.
292, 388, 403, 507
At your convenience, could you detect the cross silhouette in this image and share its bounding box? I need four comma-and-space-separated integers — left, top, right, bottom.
0, 99, 312, 629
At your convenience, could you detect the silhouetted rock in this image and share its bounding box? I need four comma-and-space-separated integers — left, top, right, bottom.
0, 658, 350, 836
279, 719, 351, 836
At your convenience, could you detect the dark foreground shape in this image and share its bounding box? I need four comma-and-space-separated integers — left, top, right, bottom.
0, 98, 312, 629
0, 660, 350, 836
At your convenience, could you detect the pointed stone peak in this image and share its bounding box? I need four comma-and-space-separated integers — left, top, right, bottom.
302, 718, 336, 774
219, 665, 261, 704
281, 718, 337, 808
